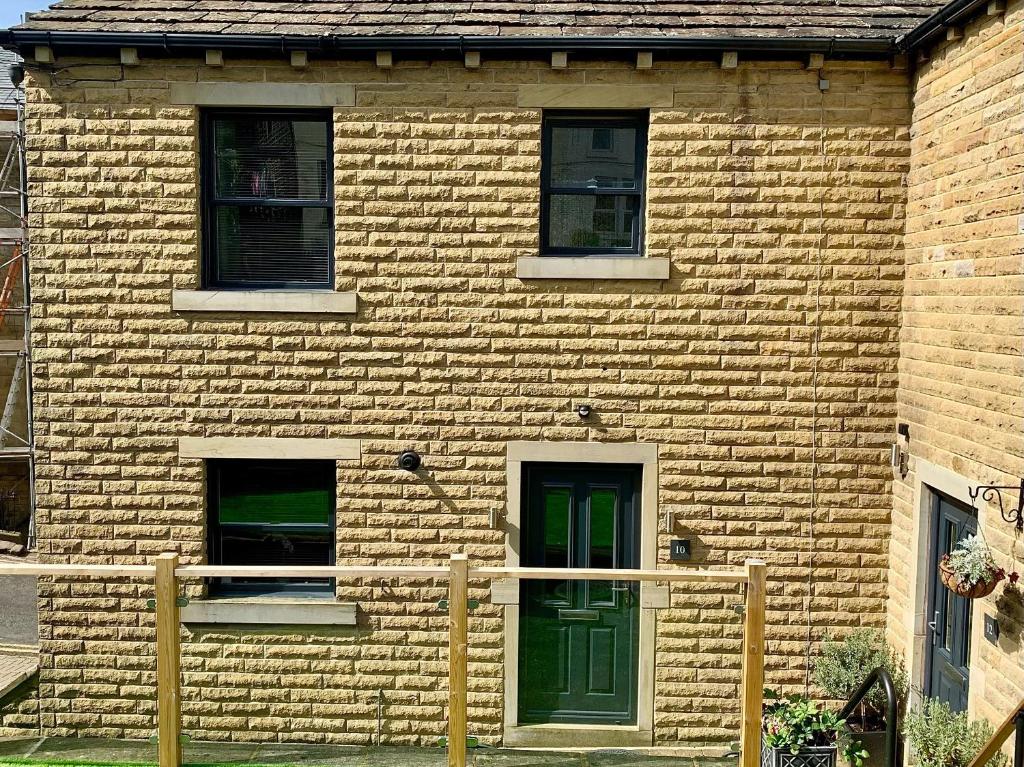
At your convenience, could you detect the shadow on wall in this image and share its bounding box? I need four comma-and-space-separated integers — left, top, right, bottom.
996, 583, 1024, 650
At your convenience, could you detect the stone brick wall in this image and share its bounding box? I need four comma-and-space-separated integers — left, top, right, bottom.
887, 0, 1024, 728
0, 675, 39, 738
19, 54, 909, 747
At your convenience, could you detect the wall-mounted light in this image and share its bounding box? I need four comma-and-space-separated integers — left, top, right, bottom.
663, 510, 677, 533
576, 404, 592, 419
397, 450, 421, 472
890, 443, 908, 478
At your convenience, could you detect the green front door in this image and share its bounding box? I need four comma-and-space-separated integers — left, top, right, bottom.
518, 464, 640, 725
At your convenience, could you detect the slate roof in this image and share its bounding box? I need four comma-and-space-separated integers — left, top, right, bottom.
0, 49, 19, 110
11, 1, 949, 42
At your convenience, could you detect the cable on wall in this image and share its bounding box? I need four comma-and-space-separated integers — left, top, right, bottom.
805, 69, 829, 692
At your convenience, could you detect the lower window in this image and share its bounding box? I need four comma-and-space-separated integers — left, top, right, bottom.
207, 459, 336, 597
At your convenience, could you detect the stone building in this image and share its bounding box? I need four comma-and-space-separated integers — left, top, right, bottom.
0, 0, 1022, 753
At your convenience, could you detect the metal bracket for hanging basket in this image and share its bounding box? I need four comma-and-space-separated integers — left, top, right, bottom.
437, 599, 480, 611
437, 735, 479, 748
149, 734, 191, 745
969, 478, 1024, 532
145, 597, 189, 610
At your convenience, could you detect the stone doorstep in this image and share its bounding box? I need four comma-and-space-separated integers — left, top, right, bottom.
0, 644, 36, 656
0, 652, 37, 700
0, 737, 738, 766
0, 531, 23, 546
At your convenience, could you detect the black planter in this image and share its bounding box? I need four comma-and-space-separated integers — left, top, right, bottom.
762, 743, 838, 767
843, 730, 903, 767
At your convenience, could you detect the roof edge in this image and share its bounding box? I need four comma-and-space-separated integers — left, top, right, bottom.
897, 0, 991, 51
0, 29, 898, 59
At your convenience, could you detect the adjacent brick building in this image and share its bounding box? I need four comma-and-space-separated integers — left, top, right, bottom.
0, 0, 1022, 754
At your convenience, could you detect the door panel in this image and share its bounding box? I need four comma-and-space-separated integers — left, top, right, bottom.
926, 492, 976, 712
587, 628, 614, 694
518, 464, 640, 725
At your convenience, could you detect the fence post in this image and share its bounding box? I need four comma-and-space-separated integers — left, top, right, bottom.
155, 552, 182, 767
448, 553, 469, 767
740, 559, 766, 767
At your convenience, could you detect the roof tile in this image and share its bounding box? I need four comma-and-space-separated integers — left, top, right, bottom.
10, 0, 948, 40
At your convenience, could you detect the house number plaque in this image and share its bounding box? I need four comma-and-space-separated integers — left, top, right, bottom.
668, 539, 691, 561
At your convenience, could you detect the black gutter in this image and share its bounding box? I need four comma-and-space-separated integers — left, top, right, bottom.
0, 29, 897, 59
896, 0, 991, 51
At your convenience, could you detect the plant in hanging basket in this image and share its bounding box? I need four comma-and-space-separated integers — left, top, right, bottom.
939, 535, 1016, 599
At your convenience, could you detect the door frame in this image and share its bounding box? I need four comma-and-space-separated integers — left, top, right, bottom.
906, 459, 987, 714
923, 490, 975, 709
502, 441, 658, 747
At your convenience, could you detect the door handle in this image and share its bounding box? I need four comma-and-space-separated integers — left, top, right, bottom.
558, 609, 599, 621
612, 582, 633, 606
928, 610, 939, 644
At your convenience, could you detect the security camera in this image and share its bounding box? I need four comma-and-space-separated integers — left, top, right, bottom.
397, 450, 422, 472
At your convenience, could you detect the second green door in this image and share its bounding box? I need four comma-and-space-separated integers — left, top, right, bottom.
518, 464, 641, 725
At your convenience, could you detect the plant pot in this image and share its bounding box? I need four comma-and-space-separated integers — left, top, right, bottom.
843, 730, 903, 767
762, 742, 838, 767
939, 561, 999, 599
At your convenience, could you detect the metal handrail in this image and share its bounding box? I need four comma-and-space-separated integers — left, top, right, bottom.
837, 667, 899, 767
965, 697, 1024, 767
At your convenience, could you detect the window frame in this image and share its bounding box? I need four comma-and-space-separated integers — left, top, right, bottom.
206, 459, 337, 598
200, 108, 335, 290
539, 111, 648, 258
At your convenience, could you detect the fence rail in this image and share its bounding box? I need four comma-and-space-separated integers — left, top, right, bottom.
0, 555, 766, 767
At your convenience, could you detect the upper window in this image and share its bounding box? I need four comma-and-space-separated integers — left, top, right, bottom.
207, 459, 335, 597
202, 110, 333, 289
541, 113, 647, 257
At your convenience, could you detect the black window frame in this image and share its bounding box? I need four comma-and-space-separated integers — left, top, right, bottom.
201, 108, 335, 290
540, 111, 648, 258
206, 459, 337, 598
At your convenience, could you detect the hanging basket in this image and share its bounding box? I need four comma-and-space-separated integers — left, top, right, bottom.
939, 560, 999, 599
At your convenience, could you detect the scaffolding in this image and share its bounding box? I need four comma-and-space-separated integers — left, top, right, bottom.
0, 52, 35, 549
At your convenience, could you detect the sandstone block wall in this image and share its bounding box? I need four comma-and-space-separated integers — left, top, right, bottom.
887, 0, 1024, 728
18, 55, 908, 746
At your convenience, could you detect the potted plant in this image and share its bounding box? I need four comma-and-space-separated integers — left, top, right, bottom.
762, 691, 867, 767
939, 535, 1014, 599
904, 698, 1007, 767
813, 629, 908, 767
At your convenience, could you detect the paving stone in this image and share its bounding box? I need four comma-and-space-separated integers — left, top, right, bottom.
0, 737, 38, 757
0, 654, 37, 701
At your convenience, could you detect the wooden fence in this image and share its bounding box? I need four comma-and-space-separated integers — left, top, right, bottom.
0, 555, 766, 767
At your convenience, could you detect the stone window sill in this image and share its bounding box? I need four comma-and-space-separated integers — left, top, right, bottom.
171, 290, 358, 314
180, 596, 357, 626
516, 257, 670, 280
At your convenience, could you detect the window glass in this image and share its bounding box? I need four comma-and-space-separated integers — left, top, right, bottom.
217, 463, 332, 525
588, 488, 617, 606
549, 125, 637, 188
204, 111, 332, 289
542, 485, 571, 604
209, 460, 335, 596
213, 118, 329, 200
212, 206, 330, 286
547, 194, 637, 250
542, 113, 646, 256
